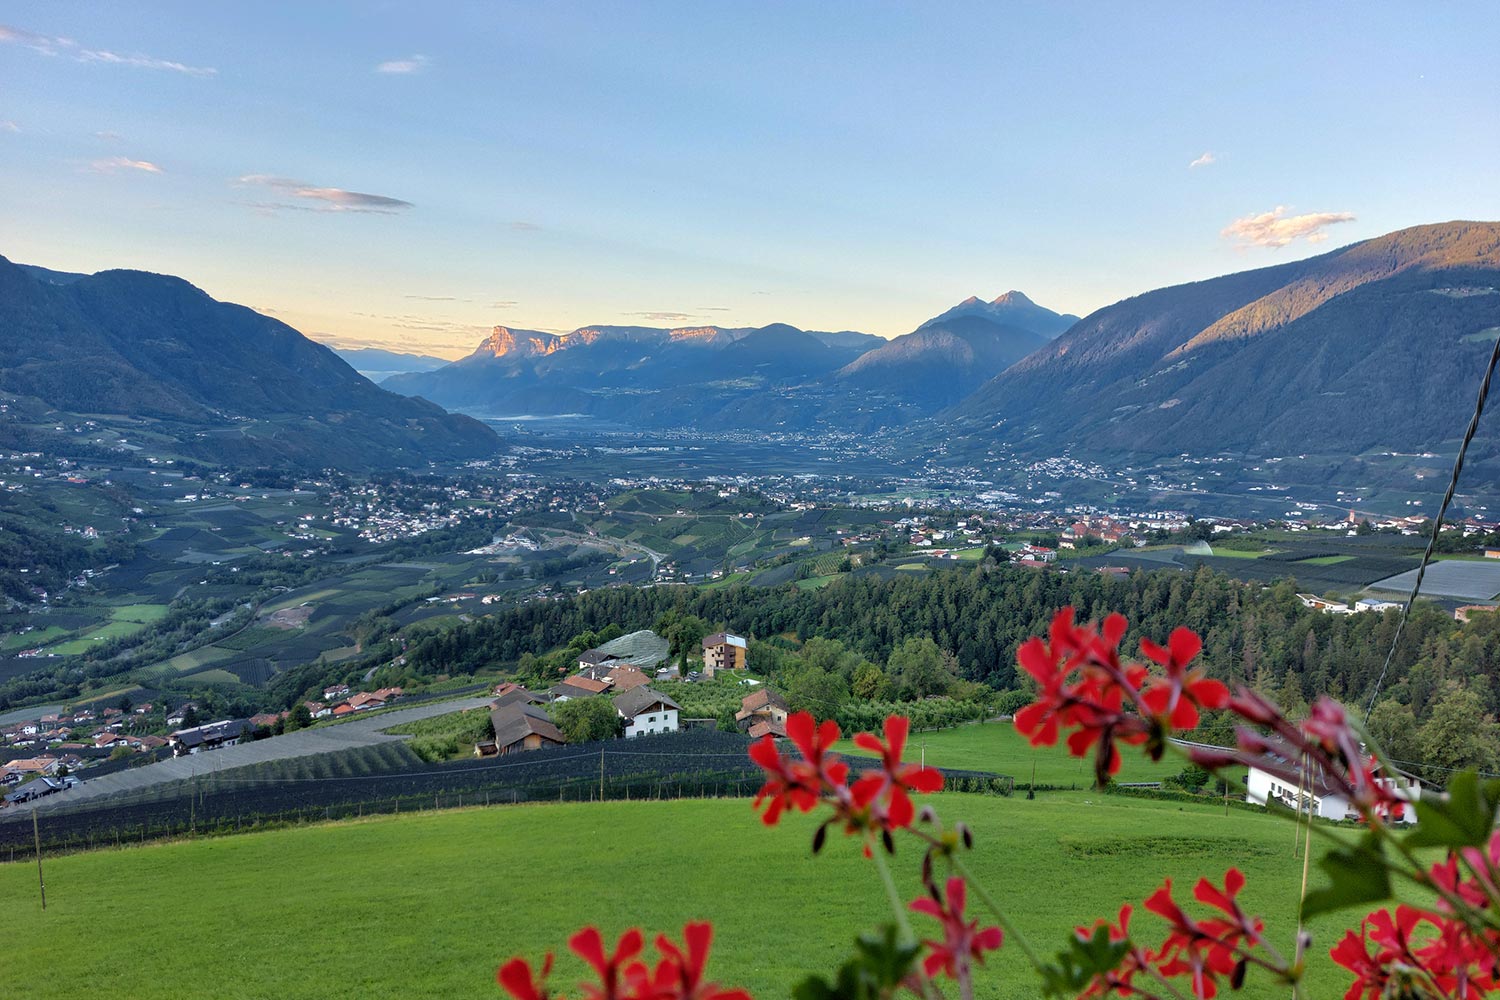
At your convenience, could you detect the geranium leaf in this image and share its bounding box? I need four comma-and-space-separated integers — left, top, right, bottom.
1302, 834, 1391, 918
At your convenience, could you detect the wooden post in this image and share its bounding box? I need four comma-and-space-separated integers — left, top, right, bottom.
599, 745, 605, 802
33, 808, 46, 911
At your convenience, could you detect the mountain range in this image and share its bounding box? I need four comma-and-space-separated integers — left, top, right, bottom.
946, 220, 1500, 464
6, 219, 1499, 475
0, 256, 498, 470
383, 293, 1076, 429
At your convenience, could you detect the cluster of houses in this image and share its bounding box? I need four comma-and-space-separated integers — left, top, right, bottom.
475, 628, 757, 756
1296, 594, 1403, 615
294, 684, 405, 721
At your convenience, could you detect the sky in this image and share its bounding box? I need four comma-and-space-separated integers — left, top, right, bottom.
2, 2, 1498, 359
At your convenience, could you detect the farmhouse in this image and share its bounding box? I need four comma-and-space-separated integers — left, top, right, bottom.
1242, 737, 1419, 824
170, 719, 253, 756
551, 677, 610, 701
736, 688, 790, 737
702, 632, 747, 677
613, 686, 681, 738
486, 702, 566, 755
605, 664, 651, 693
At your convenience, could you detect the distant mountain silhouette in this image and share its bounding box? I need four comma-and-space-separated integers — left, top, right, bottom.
920, 291, 1078, 339
0, 256, 498, 469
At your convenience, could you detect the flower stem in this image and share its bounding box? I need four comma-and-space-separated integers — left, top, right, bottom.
950, 856, 1046, 976
868, 837, 940, 1000
869, 836, 917, 941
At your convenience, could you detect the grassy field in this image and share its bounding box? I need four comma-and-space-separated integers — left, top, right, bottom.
0, 793, 1351, 1000
835, 720, 1194, 786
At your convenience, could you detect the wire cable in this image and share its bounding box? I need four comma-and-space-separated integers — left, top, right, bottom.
1363, 332, 1500, 722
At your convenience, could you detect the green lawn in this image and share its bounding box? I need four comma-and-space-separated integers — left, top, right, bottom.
0, 626, 69, 651
1295, 555, 1355, 566
0, 794, 1351, 999
835, 720, 1197, 786
1203, 546, 1270, 559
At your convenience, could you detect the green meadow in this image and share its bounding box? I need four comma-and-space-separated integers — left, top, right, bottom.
2, 793, 1352, 1000
837, 720, 1193, 786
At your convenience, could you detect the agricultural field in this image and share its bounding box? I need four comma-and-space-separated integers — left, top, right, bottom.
0, 793, 1355, 999
1076, 533, 1426, 598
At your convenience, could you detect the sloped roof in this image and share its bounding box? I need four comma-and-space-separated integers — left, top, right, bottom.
748, 718, 788, 739
593, 629, 671, 669
613, 685, 681, 720
558, 676, 609, 695
740, 688, 788, 714
703, 632, 747, 649
490, 703, 565, 750
606, 665, 651, 692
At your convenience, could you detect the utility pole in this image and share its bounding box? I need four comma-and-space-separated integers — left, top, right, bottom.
33, 808, 45, 910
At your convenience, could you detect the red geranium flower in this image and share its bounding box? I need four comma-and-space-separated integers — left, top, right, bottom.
852, 715, 943, 830
748, 711, 848, 826
636, 922, 752, 1000
909, 876, 1004, 980
570, 927, 645, 1000
498, 953, 556, 1000
1139, 626, 1228, 732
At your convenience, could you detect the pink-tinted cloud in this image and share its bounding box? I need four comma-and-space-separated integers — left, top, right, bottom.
1221, 206, 1356, 248
237, 175, 414, 213
91, 156, 163, 174
1188, 151, 1217, 169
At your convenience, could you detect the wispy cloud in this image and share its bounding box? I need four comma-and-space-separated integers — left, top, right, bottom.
0, 120, 18, 133
377, 54, 428, 74
91, 156, 163, 174
0, 23, 215, 76
1189, 151, 1217, 169
510, 221, 542, 232
404, 294, 463, 302
95, 130, 123, 142
490, 300, 517, 309
237, 175, 414, 214
629, 311, 697, 323
1221, 206, 1356, 248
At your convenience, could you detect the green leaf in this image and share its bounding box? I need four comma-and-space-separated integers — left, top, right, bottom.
1302, 833, 1392, 918
793, 925, 920, 1000
1407, 771, 1500, 850
1039, 925, 1132, 998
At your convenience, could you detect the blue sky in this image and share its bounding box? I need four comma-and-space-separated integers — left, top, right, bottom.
2, 2, 1497, 357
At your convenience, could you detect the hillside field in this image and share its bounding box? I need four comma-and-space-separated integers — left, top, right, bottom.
2, 793, 1354, 999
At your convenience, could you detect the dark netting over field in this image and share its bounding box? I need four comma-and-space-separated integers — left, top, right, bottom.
0, 730, 1009, 856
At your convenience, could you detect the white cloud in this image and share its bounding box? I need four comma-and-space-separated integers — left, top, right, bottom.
377, 54, 428, 74
237, 175, 414, 214
1189, 151, 1217, 169
91, 156, 163, 174
95, 130, 123, 142
0, 23, 215, 75
1220, 206, 1356, 249
0, 120, 18, 133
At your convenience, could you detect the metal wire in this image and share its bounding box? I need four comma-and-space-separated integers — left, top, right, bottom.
1363, 331, 1500, 722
